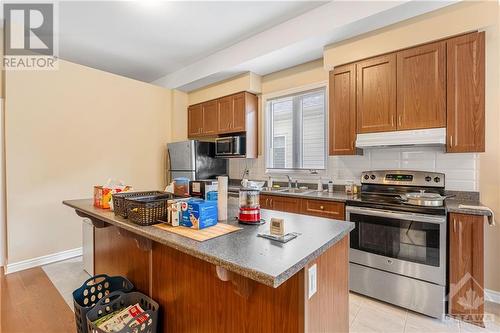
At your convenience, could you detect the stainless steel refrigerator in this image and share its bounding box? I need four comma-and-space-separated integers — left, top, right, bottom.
167, 140, 228, 181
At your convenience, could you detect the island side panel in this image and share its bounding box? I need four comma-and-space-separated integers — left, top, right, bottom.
94, 225, 152, 295
151, 242, 305, 333
304, 236, 349, 333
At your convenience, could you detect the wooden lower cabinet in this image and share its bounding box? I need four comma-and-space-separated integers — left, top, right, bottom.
261, 194, 345, 220
93, 225, 151, 295
448, 213, 484, 326
301, 199, 345, 220
260, 194, 301, 213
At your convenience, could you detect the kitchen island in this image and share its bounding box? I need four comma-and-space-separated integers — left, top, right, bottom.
64, 198, 353, 332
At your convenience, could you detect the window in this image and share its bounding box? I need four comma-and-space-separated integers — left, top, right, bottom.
266, 87, 326, 170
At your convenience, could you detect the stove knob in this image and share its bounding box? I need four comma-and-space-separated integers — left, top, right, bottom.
364, 175, 369, 180
370, 174, 376, 180
434, 177, 441, 183
425, 176, 432, 182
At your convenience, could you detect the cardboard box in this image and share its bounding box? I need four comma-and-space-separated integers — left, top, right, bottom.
181, 199, 218, 229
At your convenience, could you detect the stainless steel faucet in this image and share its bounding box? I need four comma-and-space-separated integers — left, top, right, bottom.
286, 175, 292, 188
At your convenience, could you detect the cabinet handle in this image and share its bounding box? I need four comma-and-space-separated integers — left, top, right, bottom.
398, 115, 402, 127
351, 140, 355, 149
320, 206, 324, 210
449, 135, 453, 148
391, 116, 395, 127
270, 198, 273, 207
453, 218, 457, 233
228, 122, 231, 129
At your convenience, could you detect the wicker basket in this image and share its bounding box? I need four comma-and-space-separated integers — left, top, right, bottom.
112, 191, 165, 218
127, 194, 173, 226
73, 274, 134, 333
86, 291, 159, 333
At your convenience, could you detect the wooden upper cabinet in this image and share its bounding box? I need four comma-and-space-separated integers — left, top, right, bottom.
448, 213, 484, 326
329, 64, 357, 155
397, 41, 446, 130
447, 32, 485, 153
232, 92, 246, 132
217, 92, 247, 134
187, 104, 203, 137
356, 54, 397, 133
217, 96, 233, 133
201, 100, 218, 136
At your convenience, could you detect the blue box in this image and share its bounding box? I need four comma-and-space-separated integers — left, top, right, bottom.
181, 199, 218, 229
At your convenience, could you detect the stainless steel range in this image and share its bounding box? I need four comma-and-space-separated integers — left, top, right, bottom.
346, 170, 447, 319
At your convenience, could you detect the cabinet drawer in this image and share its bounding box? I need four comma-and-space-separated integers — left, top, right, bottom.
301, 199, 345, 220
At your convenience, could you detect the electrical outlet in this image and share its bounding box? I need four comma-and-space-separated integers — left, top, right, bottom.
308, 264, 317, 299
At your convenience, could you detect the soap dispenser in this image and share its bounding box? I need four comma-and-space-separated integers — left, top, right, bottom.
317, 177, 323, 191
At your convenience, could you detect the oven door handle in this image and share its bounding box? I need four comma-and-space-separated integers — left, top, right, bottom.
346, 206, 446, 224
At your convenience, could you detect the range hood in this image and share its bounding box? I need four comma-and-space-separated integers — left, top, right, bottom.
356, 128, 446, 148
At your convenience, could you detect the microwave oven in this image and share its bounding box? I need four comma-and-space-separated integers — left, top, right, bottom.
215, 136, 246, 157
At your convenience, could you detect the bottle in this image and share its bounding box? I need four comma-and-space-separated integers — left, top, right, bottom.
317, 177, 323, 191
267, 176, 273, 189
328, 181, 334, 193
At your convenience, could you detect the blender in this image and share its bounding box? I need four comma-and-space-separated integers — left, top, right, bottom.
238, 187, 262, 224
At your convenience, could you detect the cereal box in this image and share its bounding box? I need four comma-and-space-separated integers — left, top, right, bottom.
181, 199, 218, 229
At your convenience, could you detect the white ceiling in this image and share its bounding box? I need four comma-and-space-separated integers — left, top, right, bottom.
53, 1, 457, 91
57, 1, 326, 82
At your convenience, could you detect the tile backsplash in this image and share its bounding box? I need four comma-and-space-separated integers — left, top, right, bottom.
228, 146, 479, 191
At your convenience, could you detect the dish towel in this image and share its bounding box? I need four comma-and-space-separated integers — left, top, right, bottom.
457, 205, 496, 226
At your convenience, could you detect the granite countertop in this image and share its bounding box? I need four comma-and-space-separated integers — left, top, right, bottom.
229, 185, 493, 218
445, 199, 493, 217
63, 198, 353, 288
228, 185, 355, 203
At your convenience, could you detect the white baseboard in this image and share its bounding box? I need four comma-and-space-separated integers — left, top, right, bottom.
486, 289, 500, 304
5, 247, 82, 274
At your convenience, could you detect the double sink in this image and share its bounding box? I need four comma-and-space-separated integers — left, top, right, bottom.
261, 187, 317, 195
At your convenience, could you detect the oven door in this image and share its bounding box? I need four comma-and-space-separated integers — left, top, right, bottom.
346, 206, 446, 286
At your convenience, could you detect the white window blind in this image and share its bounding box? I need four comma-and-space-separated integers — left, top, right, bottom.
266, 87, 326, 170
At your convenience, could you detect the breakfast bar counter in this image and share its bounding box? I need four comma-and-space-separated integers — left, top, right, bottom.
64, 198, 353, 332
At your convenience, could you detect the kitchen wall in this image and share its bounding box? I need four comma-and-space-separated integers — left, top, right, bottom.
229, 147, 479, 191
188, 72, 262, 105
4, 59, 173, 265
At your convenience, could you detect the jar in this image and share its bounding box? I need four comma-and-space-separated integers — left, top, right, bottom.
239, 188, 260, 208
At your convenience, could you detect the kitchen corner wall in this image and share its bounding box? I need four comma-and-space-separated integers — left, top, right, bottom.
229, 147, 479, 191
5, 59, 173, 265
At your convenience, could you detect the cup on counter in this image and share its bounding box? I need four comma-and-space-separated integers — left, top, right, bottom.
345, 181, 354, 194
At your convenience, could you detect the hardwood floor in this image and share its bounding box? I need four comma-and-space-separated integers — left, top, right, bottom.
1, 267, 75, 333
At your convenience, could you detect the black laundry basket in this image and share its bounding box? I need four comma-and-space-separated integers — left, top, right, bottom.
86, 291, 159, 333
73, 274, 134, 333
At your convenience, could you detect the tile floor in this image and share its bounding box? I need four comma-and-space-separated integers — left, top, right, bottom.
44, 257, 500, 333
42, 256, 90, 310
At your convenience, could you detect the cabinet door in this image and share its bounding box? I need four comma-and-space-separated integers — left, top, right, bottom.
217, 96, 233, 133
271, 196, 301, 214
260, 194, 273, 210
187, 104, 203, 137
447, 32, 485, 153
201, 100, 218, 136
448, 213, 484, 325
231, 93, 246, 132
397, 41, 446, 130
356, 54, 397, 133
329, 64, 356, 155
